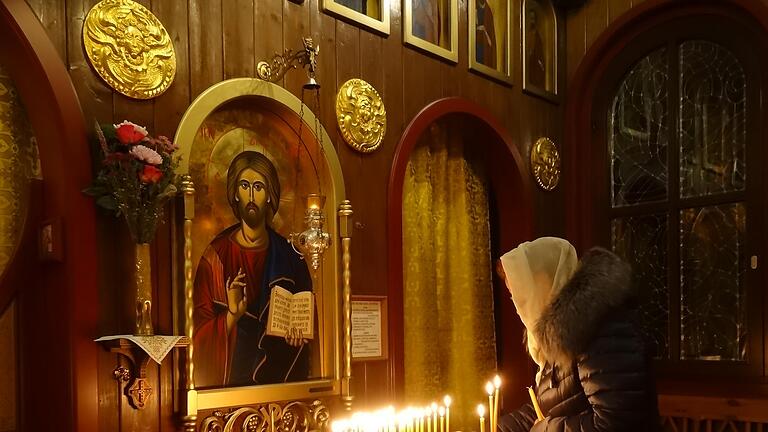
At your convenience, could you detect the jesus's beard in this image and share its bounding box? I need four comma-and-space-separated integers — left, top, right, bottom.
241, 202, 263, 228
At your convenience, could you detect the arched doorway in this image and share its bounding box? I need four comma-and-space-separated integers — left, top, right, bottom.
387, 97, 534, 416
0, 1, 97, 431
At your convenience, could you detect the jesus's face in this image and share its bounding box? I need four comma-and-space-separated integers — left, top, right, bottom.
236, 168, 269, 228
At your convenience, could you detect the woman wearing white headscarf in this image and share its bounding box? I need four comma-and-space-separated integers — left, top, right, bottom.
497, 238, 658, 431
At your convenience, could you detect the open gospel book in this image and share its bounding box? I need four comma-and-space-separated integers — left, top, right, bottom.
266, 286, 314, 340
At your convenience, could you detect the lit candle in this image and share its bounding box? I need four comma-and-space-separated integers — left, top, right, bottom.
306, 193, 325, 210
477, 404, 486, 432
485, 382, 494, 432
528, 386, 544, 421
431, 403, 438, 432
443, 395, 452, 432
353, 412, 363, 432
493, 375, 502, 432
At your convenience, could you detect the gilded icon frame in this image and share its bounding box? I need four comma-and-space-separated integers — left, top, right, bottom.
522, 0, 559, 102
322, 0, 390, 35
173, 79, 352, 423
469, 0, 514, 85
403, 0, 459, 63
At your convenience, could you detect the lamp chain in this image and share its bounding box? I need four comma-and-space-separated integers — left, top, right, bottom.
314, 87, 326, 168
296, 87, 323, 195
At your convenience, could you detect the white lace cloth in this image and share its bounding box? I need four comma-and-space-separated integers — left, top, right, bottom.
95, 335, 185, 364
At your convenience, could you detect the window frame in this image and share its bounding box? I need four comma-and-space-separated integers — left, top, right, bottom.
591, 16, 765, 379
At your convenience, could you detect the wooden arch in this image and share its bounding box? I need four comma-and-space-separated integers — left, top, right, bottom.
0, 1, 97, 431
387, 97, 534, 407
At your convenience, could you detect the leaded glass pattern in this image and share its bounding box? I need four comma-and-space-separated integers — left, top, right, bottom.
609, 47, 669, 207
680, 203, 746, 361
679, 41, 746, 198
611, 214, 669, 358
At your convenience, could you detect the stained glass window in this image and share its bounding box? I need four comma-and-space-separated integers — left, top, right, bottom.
609, 47, 669, 207
607, 39, 751, 364
680, 204, 746, 361
679, 41, 746, 198
612, 214, 669, 359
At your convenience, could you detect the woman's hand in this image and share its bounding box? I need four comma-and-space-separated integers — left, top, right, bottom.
286, 328, 308, 347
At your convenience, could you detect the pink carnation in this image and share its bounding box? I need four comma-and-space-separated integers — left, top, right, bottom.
129, 144, 163, 165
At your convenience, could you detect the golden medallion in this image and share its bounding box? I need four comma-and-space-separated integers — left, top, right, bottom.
530, 137, 561, 191
83, 0, 176, 99
336, 78, 386, 153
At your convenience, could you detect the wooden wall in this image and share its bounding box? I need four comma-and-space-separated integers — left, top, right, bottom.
564, 0, 645, 86
21, 0, 566, 429
15, 0, 768, 429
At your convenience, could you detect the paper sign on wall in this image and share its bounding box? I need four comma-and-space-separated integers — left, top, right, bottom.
351, 297, 388, 360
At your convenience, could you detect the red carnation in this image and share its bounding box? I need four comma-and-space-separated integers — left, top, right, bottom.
139, 165, 163, 183
115, 121, 148, 144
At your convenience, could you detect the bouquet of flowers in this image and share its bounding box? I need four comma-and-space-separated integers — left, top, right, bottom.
84, 120, 179, 244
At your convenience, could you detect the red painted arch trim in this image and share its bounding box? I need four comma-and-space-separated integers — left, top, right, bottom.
389, 98, 532, 213
386, 97, 533, 398
565, 0, 768, 251
0, 1, 98, 431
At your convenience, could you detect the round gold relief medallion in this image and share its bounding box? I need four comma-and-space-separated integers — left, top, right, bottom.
83, 0, 176, 99
336, 78, 386, 153
530, 137, 561, 191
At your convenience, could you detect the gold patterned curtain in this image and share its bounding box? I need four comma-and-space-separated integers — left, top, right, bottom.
0, 64, 41, 277
0, 63, 40, 432
402, 121, 497, 431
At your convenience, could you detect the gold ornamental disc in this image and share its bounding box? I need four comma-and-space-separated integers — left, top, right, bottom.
336, 78, 386, 153
83, 0, 176, 99
530, 137, 561, 191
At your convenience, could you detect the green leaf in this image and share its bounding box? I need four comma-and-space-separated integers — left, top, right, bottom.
96, 195, 118, 210
82, 185, 107, 196
157, 183, 177, 200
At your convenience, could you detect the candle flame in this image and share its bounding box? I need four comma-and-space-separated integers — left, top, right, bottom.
493, 375, 501, 388
477, 404, 485, 417
438, 407, 445, 416
485, 382, 494, 395
443, 395, 452, 407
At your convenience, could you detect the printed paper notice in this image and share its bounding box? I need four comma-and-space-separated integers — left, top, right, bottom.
351, 300, 382, 358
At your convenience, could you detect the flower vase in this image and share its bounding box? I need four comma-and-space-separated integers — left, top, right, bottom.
134, 243, 154, 336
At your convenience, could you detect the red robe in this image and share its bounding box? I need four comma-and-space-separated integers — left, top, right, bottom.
192, 229, 267, 387
193, 225, 311, 387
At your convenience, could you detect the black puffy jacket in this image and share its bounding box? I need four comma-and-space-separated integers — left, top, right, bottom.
498, 249, 659, 432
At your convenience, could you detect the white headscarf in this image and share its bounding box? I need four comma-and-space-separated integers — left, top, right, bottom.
499, 237, 578, 367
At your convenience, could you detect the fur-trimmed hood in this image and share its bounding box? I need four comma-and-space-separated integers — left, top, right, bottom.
533, 247, 633, 367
